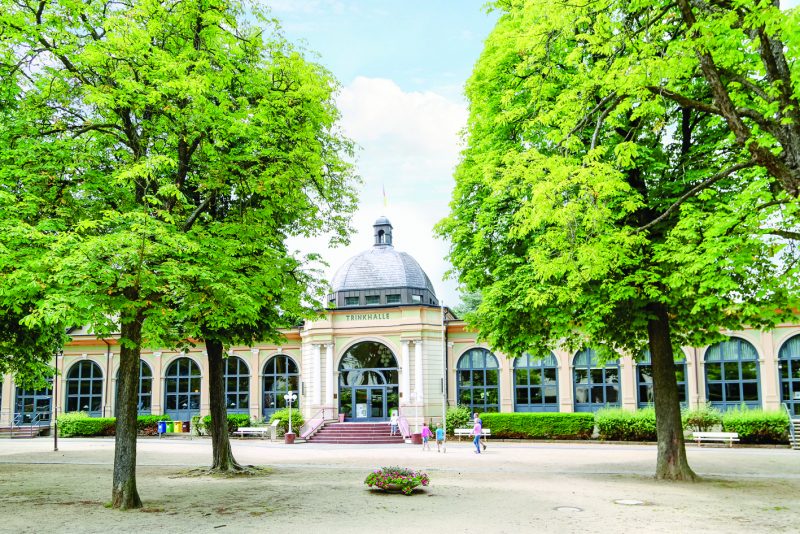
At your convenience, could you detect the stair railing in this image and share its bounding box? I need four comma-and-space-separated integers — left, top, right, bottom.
299, 407, 336, 440
397, 415, 411, 439
784, 403, 797, 448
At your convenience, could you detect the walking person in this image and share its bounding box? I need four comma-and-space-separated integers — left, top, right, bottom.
390, 410, 399, 436
474, 413, 486, 451
435, 424, 446, 453
421, 421, 433, 451
472, 416, 482, 454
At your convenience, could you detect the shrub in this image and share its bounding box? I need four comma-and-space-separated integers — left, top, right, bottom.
682, 405, 722, 432
595, 408, 657, 441
137, 414, 170, 436
202, 413, 253, 435
721, 408, 789, 444
364, 466, 430, 495
58, 412, 115, 437
269, 408, 304, 434
478, 412, 595, 439
58, 413, 174, 437
445, 405, 473, 435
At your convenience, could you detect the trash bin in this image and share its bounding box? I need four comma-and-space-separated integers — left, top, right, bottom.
173, 420, 182, 433
284, 432, 295, 445
166, 421, 174, 433
182, 421, 190, 433
157, 421, 167, 435
411, 432, 422, 445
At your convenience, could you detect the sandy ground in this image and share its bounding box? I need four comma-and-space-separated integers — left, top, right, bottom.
0, 437, 798, 534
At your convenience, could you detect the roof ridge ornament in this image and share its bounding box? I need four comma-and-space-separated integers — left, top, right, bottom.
373, 215, 393, 247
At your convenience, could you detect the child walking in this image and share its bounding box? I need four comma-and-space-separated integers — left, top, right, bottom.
421, 422, 433, 451
435, 424, 446, 453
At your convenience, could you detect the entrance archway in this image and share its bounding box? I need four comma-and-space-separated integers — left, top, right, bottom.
338, 341, 399, 421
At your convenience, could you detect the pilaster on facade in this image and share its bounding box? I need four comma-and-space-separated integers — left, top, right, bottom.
761, 330, 780, 410
325, 343, 334, 408
0, 374, 13, 425
620, 355, 637, 411
555, 350, 574, 412
400, 340, 411, 406
248, 348, 261, 420
413, 339, 424, 408
150, 351, 163, 415
199, 351, 210, 416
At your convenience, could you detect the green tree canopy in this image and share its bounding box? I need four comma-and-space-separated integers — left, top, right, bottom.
0, 0, 356, 505
438, 0, 800, 480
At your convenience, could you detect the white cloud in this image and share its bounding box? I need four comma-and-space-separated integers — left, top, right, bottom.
290, 76, 468, 306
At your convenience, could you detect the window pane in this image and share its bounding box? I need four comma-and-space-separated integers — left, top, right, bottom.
458, 371, 471, 387
485, 369, 498, 386
486, 388, 499, 405
606, 385, 619, 404
638, 366, 653, 384
724, 363, 740, 381
706, 363, 721, 381
543, 369, 557, 384
604, 368, 619, 383
707, 383, 723, 401
575, 369, 588, 384
741, 361, 757, 380
591, 369, 603, 384
515, 388, 529, 405
515, 369, 528, 386
575, 386, 589, 403
726, 383, 741, 401
543, 386, 557, 404
742, 382, 759, 401
459, 389, 471, 406
530, 388, 542, 403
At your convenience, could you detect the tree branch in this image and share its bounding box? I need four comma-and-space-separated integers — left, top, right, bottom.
636, 160, 756, 232
182, 194, 215, 232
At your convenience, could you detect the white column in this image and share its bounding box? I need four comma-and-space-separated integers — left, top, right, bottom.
249, 348, 261, 420
313, 344, 322, 408
414, 339, 424, 406
401, 341, 410, 406
325, 343, 334, 408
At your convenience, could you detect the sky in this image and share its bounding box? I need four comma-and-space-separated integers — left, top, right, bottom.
267, 0, 498, 308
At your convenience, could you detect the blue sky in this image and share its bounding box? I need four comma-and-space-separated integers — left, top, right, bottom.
269, 0, 498, 307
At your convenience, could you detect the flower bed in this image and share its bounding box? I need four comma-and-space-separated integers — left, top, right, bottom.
364, 466, 430, 495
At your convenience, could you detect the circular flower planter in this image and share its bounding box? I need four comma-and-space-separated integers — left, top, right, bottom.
364, 466, 430, 496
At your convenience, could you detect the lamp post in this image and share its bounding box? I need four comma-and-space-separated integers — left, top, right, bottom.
283, 390, 298, 444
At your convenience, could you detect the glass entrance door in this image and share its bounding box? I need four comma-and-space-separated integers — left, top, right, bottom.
351, 387, 387, 421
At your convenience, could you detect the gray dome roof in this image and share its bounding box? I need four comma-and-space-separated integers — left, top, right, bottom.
331, 247, 437, 294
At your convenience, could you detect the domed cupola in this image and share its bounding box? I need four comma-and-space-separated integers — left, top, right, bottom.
329, 217, 438, 308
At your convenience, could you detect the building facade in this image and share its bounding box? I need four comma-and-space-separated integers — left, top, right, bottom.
2, 218, 800, 428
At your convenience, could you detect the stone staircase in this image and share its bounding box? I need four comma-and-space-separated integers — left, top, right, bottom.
790, 418, 800, 450
306, 422, 404, 444
0, 426, 49, 439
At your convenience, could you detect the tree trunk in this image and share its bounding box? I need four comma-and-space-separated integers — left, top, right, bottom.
647, 303, 697, 481
205, 338, 243, 472
111, 314, 144, 509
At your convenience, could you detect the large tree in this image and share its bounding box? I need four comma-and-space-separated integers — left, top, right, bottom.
0, 0, 355, 506
439, 0, 799, 480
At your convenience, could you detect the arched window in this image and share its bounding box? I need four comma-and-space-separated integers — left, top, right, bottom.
705, 337, 760, 410
15, 378, 52, 425
636, 350, 687, 408
262, 355, 299, 418
66, 361, 104, 416
115, 361, 153, 414
338, 342, 399, 421
164, 357, 201, 421
514, 352, 558, 412
573, 349, 620, 412
225, 356, 250, 414
456, 348, 500, 414
779, 335, 800, 416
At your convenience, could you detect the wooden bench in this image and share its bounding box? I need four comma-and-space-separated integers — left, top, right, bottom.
692, 431, 739, 447
234, 420, 280, 441
454, 428, 491, 441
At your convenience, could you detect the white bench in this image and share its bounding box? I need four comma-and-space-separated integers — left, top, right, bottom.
692, 431, 739, 447
454, 428, 491, 441
234, 420, 280, 441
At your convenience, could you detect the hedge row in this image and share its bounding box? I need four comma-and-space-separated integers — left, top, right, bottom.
479, 412, 595, 439
199, 413, 252, 435
593, 406, 788, 444
57, 413, 172, 437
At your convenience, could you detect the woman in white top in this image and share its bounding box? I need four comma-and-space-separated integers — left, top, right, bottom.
390, 411, 399, 435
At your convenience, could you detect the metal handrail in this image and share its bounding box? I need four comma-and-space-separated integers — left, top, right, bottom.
397, 415, 411, 439
784, 403, 797, 446
298, 407, 336, 440
10, 412, 48, 437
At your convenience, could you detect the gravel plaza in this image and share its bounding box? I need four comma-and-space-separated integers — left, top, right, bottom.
0, 437, 797, 533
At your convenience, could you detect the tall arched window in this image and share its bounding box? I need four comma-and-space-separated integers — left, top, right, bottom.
636, 350, 687, 408
15, 378, 52, 425
705, 337, 760, 410
262, 355, 299, 418
115, 361, 153, 414
456, 348, 500, 414
779, 335, 800, 416
573, 349, 620, 412
514, 352, 558, 412
66, 360, 104, 416
225, 356, 250, 414
164, 357, 201, 421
